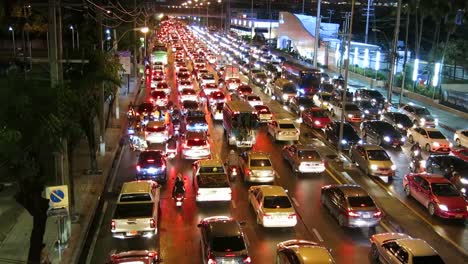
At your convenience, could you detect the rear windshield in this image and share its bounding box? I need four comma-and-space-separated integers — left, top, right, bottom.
412, 255, 445, 264
394, 114, 412, 126
211, 236, 246, 252
344, 104, 360, 111
239, 87, 253, 93
187, 139, 207, 146
263, 196, 292, 209
348, 196, 375, 207
298, 150, 320, 160
312, 110, 328, 118
114, 203, 153, 219
197, 174, 229, 188
415, 108, 431, 115
279, 123, 296, 129
119, 193, 152, 203
199, 166, 225, 174
431, 183, 460, 197
250, 159, 271, 167
427, 131, 446, 139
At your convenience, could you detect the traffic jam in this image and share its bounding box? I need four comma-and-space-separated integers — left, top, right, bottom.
106, 19, 467, 264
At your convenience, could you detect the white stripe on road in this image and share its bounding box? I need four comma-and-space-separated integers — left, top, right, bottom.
312, 228, 324, 242
86, 200, 108, 264
231, 200, 237, 209
291, 197, 300, 207
107, 145, 126, 193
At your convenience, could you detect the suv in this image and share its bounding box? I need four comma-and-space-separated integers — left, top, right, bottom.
136, 151, 167, 183
239, 151, 276, 183
197, 216, 251, 264
180, 131, 211, 160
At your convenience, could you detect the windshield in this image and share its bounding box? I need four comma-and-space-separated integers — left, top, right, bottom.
348, 196, 375, 207
114, 203, 153, 219
321, 94, 332, 101
211, 236, 246, 252
366, 150, 390, 161
202, 74, 214, 79
298, 98, 314, 105
427, 131, 446, 139
415, 108, 431, 115
394, 114, 412, 126
302, 75, 320, 88
250, 159, 272, 167
365, 90, 383, 98
183, 101, 199, 109
197, 174, 229, 188
151, 92, 166, 98
431, 183, 460, 197
360, 101, 375, 108
412, 255, 445, 264
320, 84, 334, 93
263, 196, 292, 209
239, 87, 253, 93
344, 104, 361, 111
279, 123, 296, 129
312, 110, 328, 118
255, 106, 270, 113
298, 150, 320, 160
119, 193, 152, 203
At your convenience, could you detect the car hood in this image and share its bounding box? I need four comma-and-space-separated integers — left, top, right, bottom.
436, 196, 467, 209
368, 160, 394, 167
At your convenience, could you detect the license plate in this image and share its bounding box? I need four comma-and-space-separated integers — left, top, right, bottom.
363, 214, 371, 219
127, 230, 138, 236
455, 214, 463, 218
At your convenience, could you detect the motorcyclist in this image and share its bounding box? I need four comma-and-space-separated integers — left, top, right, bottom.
227, 149, 239, 167
444, 164, 456, 180
166, 137, 177, 153
410, 142, 422, 159
172, 174, 185, 198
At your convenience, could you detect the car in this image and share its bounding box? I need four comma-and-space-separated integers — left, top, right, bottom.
329, 102, 363, 123
349, 144, 396, 178
154, 82, 170, 95
289, 96, 316, 115
399, 104, 438, 127
244, 94, 263, 107
272, 79, 297, 104
369, 233, 445, 264
239, 151, 276, 183
207, 90, 226, 105
193, 159, 231, 202
324, 121, 362, 150
407, 127, 452, 153
177, 80, 193, 91
252, 72, 270, 86
282, 144, 326, 174
321, 184, 382, 228
197, 216, 250, 264
319, 83, 334, 93
108, 250, 159, 264
185, 110, 208, 132
248, 185, 297, 227
425, 154, 468, 195
236, 84, 253, 99
353, 88, 386, 107
276, 240, 335, 264
199, 73, 216, 87
312, 92, 332, 109
144, 121, 171, 144
254, 105, 273, 123
195, 68, 209, 80
152, 69, 165, 78
175, 64, 186, 73
150, 76, 164, 89
267, 119, 300, 142
454, 129, 468, 147
136, 150, 167, 182
179, 88, 198, 103
451, 148, 468, 162
181, 100, 201, 116
301, 107, 331, 129
180, 131, 211, 159
380, 112, 413, 134
361, 120, 405, 148
149, 91, 168, 107
201, 83, 220, 96
403, 173, 468, 219
211, 102, 224, 121
331, 76, 345, 89
176, 72, 192, 83
356, 100, 383, 120
226, 77, 241, 91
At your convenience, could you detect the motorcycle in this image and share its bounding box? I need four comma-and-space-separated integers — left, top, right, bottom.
129, 135, 148, 152
174, 193, 184, 207
409, 157, 426, 173
173, 119, 181, 137
228, 166, 238, 180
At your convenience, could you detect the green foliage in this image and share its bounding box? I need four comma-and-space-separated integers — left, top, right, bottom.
349, 66, 387, 81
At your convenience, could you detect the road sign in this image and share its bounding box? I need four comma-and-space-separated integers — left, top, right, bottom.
118, 51, 132, 74
45, 185, 69, 209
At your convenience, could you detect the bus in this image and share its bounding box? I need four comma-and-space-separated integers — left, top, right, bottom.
223, 101, 259, 148
281, 61, 321, 96
151, 44, 168, 65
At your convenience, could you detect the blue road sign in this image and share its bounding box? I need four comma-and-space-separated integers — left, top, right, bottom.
50, 189, 65, 203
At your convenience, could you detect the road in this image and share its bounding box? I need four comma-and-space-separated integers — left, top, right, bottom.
84, 29, 467, 264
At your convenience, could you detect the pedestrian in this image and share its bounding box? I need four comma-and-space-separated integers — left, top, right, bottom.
40, 243, 51, 264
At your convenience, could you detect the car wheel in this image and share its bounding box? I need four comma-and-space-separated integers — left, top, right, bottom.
456, 138, 461, 147
338, 215, 347, 227
428, 203, 436, 216
404, 185, 411, 197
370, 244, 380, 264
408, 135, 414, 143
425, 144, 431, 153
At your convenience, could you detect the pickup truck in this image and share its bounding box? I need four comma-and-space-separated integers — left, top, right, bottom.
111, 181, 160, 239
193, 159, 231, 202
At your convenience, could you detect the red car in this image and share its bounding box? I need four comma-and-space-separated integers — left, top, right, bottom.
403, 173, 468, 219
109, 250, 158, 264
207, 91, 226, 105
302, 107, 331, 129
236, 84, 253, 99
451, 148, 468, 162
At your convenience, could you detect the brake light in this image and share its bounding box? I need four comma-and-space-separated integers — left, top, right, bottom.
147, 159, 155, 163
347, 211, 360, 217
263, 214, 272, 220
111, 220, 116, 230
225, 253, 235, 257
148, 251, 157, 258
373, 211, 382, 217
207, 258, 217, 264
246, 169, 252, 175
136, 165, 141, 172
150, 218, 156, 228
243, 256, 251, 263
288, 213, 296, 219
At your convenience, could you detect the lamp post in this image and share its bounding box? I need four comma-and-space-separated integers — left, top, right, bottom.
206, 2, 210, 28
313, 0, 322, 68
70, 25, 75, 50
8, 26, 16, 57
218, 0, 223, 31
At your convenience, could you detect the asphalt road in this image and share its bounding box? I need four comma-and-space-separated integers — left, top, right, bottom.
85, 34, 467, 264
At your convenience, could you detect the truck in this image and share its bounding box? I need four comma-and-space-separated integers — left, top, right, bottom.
111, 181, 160, 239
151, 44, 168, 65
222, 101, 259, 148
193, 159, 231, 202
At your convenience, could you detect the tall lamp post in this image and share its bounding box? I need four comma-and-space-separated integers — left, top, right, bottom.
69, 25, 75, 50
313, 0, 322, 68
8, 26, 16, 57
206, 2, 211, 28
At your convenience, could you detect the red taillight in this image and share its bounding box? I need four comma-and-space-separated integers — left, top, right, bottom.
347, 211, 359, 217
288, 213, 296, 219
246, 169, 252, 175
147, 159, 155, 163
225, 253, 235, 257
263, 214, 272, 220
136, 165, 141, 171
373, 211, 382, 217
148, 251, 157, 258
150, 218, 156, 228
111, 220, 115, 230
207, 259, 217, 264
243, 256, 251, 263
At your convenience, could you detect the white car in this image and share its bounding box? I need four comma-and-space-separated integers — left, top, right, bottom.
267, 119, 300, 142
226, 77, 241, 91
193, 159, 231, 202
179, 88, 199, 103
454, 129, 468, 147
370, 233, 444, 264
313, 92, 332, 109
145, 121, 170, 144
178, 80, 193, 91
180, 131, 211, 160
276, 240, 335, 264
176, 65, 188, 74
211, 103, 224, 121
407, 127, 452, 153
202, 83, 220, 96
199, 73, 216, 87
154, 82, 170, 95
399, 104, 438, 127
248, 185, 297, 228
244, 94, 263, 107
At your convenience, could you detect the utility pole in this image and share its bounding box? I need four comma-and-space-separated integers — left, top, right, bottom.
98, 10, 106, 157
399, 6, 409, 105
327, 9, 335, 23
387, 0, 402, 103
313, 0, 322, 68
365, 0, 372, 43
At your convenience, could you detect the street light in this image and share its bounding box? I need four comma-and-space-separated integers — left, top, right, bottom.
8, 26, 15, 57
206, 2, 211, 28
70, 25, 75, 50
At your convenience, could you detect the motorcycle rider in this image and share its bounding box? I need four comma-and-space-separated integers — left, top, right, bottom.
227, 149, 238, 167
410, 142, 422, 159
172, 174, 185, 198
444, 164, 456, 180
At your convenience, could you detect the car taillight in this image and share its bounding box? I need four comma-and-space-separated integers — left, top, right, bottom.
150, 218, 156, 228
347, 211, 360, 217
111, 220, 115, 230
148, 251, 157, 258
288, 213, 296, 219
263, 214, 272, 220
207, 258, 217, 264
136, 165, 141, 172
246, 169, 252, 175
373, 211, 382, 217
225, 253, 236, 257
243, 256, 251, 263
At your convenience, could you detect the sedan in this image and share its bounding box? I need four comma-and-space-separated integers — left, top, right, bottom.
407, 127, 452, 153
254, 105, 273, 123
324, 121, 362, 150
179, 88, 198, 103
244, 94, 263, 107
361, 120, 405, 148
302, 107, 331, 129
211, 102, 224, 121
276, 240, 335, 264
282, 144, 326, 174
136, 150, 167, 182
267, 119, 299, 142
177, 80, 193, 91
403, 173, 468, 219
236, 84, 253, 99
380, 112, 413, 134
150, 91, 168, 107
349, 144, 396, 178
425, 154, 468, 195
400, 104, 438, 127
454, 129, 468, 147
289, 96, 316, 115
369, 233, 444, 264
356, 100, 383, 120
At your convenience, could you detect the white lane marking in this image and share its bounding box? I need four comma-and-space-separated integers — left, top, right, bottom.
86, 200, 108, 264
312, 228, 324, 242
291, 197, 300, 207
107, 145, 126, 193
231, 200, 237, 209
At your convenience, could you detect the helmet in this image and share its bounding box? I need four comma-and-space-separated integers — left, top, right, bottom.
229, 149, 236, 155
176, 173, 183, 181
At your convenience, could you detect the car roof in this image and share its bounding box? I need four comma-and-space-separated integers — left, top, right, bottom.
333, 184, 369, 197
360, 144, 385, 151
275, 119, 295, 124
293, 247, 334, 263
421, 127, 440, 132
208, 219, 241, 237
248, 151, 271, 159
396, 238, 438, 257
147, 121, 165, 127
121, 181, 155, 194
255, 185, 287, 196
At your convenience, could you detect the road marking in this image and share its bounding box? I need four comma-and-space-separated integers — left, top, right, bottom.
86, 200, 108, 264
312, 228, 324, 242
291, 197, 300, 207
325, 168, 343, 184
341, 171, 356, 184
107, 145, 126, 193
231, 200, 237, 209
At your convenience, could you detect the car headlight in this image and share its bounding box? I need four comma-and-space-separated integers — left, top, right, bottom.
370, 164, 378, 171
461, 188, 466, 194
391, 164, 396, 170
347, 114, 353, 118
420, 118, 426, 125
378, 110, 382, 114
433, 142, 440, 147
434, 118, 439, 125
401, 137, 406, 142
298, 88, 305, 94
364, 110, 370, 114
358, 140, 363, 144
449, 142, 453, 148
438, 204, 448, 211
460, 178, 468, 185
256, 78, 260, 82
314, 120, 321, 125
282, 94, 289, 100
323, 102, 328, 106
397, 123, 403, 129
299, 106, 305, 111
341, 139, 348, 145
384, 136, 391, 142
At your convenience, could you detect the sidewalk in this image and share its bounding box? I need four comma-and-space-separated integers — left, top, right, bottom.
0, 76, 141, 264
